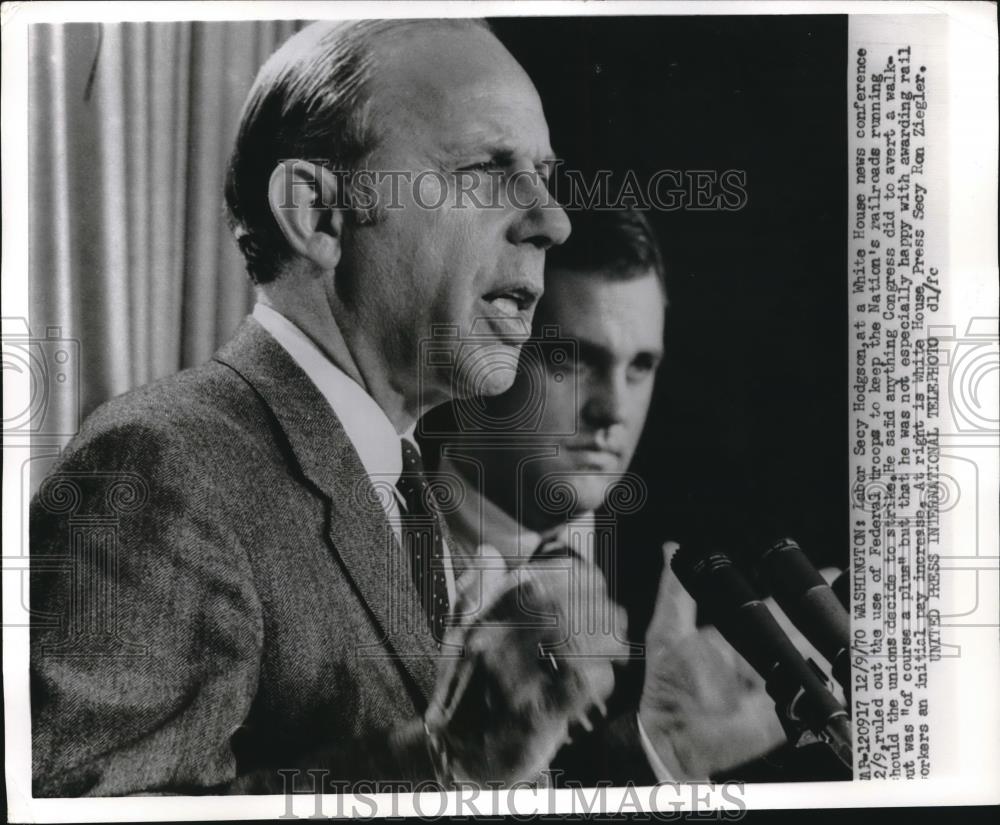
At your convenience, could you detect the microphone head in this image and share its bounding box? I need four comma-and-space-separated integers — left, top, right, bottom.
750, 534, 852, 673
669, 540, 804, 685
669, 540, 729, 600
755, 536, 827, 591
669, 541, 761, 620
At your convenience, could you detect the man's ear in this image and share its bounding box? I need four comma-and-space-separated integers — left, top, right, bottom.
267, 160, 345, 270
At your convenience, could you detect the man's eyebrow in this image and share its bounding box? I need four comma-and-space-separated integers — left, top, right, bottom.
576, 339, 614, 366
574, 338, 664, 365
637, 347, 666, 363
443, 139, 558, 166
438, 142, 511, 163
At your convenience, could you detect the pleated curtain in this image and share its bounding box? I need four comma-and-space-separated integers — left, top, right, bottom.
28, 20, 304, 445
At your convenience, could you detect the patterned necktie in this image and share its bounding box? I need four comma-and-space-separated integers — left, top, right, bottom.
396, 438, 450, 647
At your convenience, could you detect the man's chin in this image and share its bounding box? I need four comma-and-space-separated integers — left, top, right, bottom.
534, 473, 617, 520
572, 476, 616, 515
451, 342, 522, 399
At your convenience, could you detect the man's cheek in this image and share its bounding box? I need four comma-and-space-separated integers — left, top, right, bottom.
622, 393, 655, 446
538, 382, 577, 436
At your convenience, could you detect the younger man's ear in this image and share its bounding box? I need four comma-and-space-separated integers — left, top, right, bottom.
267, 160, 344, 269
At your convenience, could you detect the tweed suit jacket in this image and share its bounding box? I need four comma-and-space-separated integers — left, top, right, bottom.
30, 318, 442, 796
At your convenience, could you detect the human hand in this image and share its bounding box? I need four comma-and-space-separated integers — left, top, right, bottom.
637, 542, 787, 780
427, 550, 628, 785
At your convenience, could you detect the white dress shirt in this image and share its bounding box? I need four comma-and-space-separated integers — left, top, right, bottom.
252, 302, 457, 605
440, 454, 595, 570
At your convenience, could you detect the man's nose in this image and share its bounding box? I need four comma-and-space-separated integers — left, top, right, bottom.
581, 371, 628, 430
507, 174, 571, 250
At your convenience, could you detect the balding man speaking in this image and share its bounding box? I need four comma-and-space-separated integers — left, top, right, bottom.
28, 20, 625, 796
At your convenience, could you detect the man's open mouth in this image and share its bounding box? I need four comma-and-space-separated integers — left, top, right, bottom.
482, 286, 539, 317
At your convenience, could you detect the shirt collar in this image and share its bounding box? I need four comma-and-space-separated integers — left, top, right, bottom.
440, 455, 595, 568
252, 302, 408, 484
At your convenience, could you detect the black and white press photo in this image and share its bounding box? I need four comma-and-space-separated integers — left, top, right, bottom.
2, 1, 997, 820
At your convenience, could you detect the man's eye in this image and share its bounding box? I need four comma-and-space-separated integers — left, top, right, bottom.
458, 161, 501, 174
626, 365, 649, 384
626, 357, 658, 382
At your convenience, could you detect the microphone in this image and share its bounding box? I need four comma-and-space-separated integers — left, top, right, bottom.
753, 537, 851, 699
670, 543, 852, 770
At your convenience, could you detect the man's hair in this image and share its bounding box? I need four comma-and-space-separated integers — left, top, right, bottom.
543, 208, 668, 304
224, 18, 489, 285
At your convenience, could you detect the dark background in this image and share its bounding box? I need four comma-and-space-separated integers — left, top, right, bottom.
492, 16, 848, 584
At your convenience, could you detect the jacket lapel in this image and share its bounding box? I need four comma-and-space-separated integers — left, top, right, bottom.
213, 318, 439, 703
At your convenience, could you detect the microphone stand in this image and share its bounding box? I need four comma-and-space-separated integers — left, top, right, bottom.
762, 655, 853, 772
